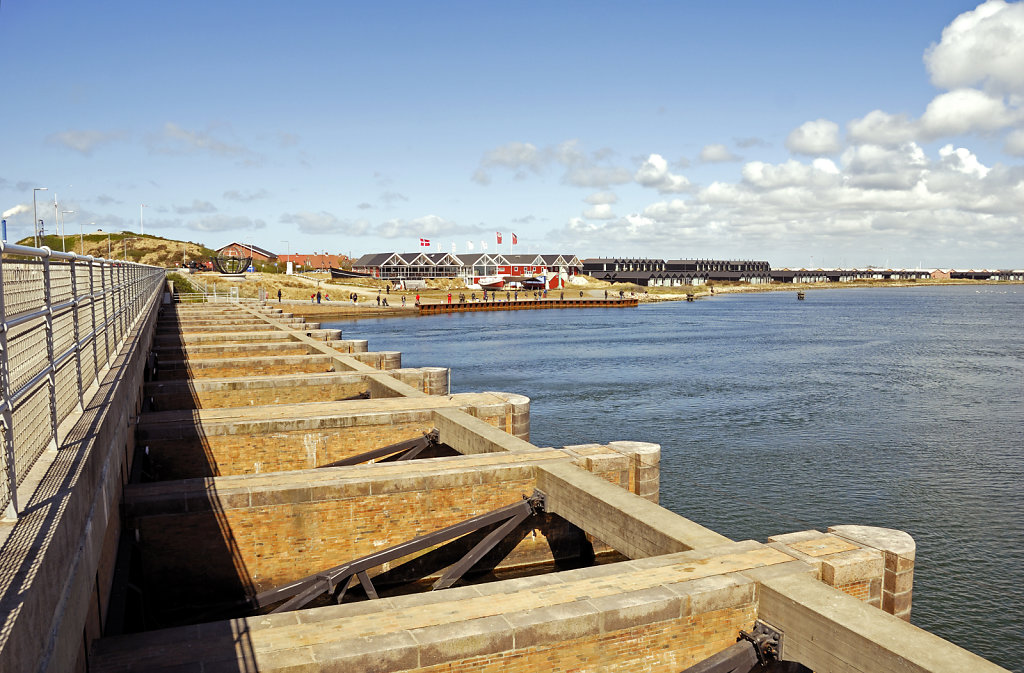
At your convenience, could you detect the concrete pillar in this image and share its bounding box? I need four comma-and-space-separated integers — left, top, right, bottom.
829, 525, 915, 621
607, 441, 660, 503
485, 392, 530, 440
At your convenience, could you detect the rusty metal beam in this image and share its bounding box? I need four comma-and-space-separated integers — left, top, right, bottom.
250, 490, 545, 613
317, 429, 439, 468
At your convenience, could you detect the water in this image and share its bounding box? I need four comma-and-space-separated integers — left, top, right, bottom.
327, 285, 1024, 671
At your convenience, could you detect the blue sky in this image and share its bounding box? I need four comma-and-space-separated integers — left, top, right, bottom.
2, 1, 1023, 268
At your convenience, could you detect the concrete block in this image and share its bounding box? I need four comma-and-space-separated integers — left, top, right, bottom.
410, 614, 514, 667
820, 548, 884, 586
590, 585, 683, 632
311, 632, 419, 673
506, 600, 602, 648
670, 574, 755, 615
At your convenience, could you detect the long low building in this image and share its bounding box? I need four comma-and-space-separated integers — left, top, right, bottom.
353, 252, 583, 288
581, 258, 772, 286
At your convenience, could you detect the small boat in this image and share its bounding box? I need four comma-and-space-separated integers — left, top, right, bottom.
477, 276, 505, 290
330, 267, 373, 279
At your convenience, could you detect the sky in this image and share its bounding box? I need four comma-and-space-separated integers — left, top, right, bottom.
2, 0, 1023, 269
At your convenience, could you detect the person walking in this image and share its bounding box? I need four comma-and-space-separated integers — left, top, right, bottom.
402, 295, 406, 307
447, 292, 452, 304
277, 289, 282, 302
415, 293, 420, 305
376, 295, 381, 306
316, 291, 322, 304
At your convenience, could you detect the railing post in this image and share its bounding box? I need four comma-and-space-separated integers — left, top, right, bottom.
0, 251, 20, 519
101, 260, 111, 369
70, 255, 84, 412
41, 248, 59, 451
89, 257, 100, 387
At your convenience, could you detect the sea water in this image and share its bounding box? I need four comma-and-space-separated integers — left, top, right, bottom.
326, 284, 1024, 671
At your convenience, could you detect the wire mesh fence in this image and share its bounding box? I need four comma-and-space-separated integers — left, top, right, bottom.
0, 243, 165, 518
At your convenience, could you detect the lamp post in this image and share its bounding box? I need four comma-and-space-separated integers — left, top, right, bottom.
33, 187, 48, 247
140, 204, 147, 236
80, 222, 94, 255
60, 210, 74, 253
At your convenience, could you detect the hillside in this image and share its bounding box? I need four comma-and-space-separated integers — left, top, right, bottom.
17, 232, 218, 268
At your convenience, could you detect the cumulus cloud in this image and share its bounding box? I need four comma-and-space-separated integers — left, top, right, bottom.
174, 199, 217, 215
924, 0, 1024, 96
473, 140, 631, 188
551, 141, 1024, 266
919, 88, 1020, 138
186, 215, 266, 232
47, 129, 126, 155
635, 154, 691, 193
699, 144, 741, 163
583, 204, 616, 220
847, 110, 917, 146
785, 119, 842, 155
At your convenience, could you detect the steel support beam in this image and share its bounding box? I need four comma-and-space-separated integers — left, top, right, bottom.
317, 429, 440, 468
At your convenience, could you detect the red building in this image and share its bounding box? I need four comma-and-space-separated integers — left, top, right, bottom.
216, 242, 278, 262
279, 253, 349, 271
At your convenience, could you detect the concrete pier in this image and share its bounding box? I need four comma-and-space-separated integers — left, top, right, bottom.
1, 297, 1010, 673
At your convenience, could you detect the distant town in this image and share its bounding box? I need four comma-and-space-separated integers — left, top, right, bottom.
216, 241, 1024, 289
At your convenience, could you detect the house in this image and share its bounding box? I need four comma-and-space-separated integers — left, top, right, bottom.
216, 242, 278, 262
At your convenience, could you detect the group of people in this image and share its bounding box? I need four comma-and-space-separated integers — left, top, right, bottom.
310, 291, 330, 303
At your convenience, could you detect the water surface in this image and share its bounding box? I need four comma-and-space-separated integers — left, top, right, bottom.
328, 285, 1024, 671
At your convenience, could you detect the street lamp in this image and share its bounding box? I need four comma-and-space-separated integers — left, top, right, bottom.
61, 210, 74, 253
80, 222, 94, 255
33, 187, 48, 247
140, 204, 147, 236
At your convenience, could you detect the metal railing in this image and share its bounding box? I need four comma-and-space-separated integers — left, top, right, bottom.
0, 241, 165, 518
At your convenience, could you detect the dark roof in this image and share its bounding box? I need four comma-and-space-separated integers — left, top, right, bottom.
353, 252, 395, 267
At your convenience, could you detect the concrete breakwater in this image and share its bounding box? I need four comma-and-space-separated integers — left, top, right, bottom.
1, 299, 1009, 672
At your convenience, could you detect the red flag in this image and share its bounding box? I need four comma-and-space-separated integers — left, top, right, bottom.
496, 232, 502, 244
420, 238, 430, 247
512, 232, 518, 245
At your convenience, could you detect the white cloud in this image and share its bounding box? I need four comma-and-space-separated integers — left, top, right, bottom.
841, 143, 928, 190
699, 144, 741, 163
583, 204, 616, 220
635, 154, 691, 193
174, 199, 217, 215
552, 141, 1024, 266
1005, 128, 1024, 155
149, 123, 258, 163
847, 110, 917, 146
924, 0, 1024, 96
584, 191, 618, 205
785, 119, 842, 155
939, 144, 991, 178
473, 140, 631, 188
47, 129, 125, 155
919, 88, 1019, 138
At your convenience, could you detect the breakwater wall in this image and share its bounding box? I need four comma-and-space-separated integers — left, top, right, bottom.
0, 295, 1010, 673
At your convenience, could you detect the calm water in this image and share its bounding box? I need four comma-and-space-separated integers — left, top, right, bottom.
327, 285, 1024, 671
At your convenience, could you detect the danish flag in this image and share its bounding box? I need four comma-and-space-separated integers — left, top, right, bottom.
496, 232, 502, 244
420, 238, 430, 247
512, 232, 518, 245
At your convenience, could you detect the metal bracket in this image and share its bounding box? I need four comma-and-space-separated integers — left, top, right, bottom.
738, 620, 783, 666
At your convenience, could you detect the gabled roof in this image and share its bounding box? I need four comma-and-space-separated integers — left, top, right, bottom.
353, 252, 395, 267
424, 252, 461, 265
218, 242, 277, 259
395, 252, 432, 266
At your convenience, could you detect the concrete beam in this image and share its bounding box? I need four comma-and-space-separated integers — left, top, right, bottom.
537, 462, 731, 557
758, 573, 1010, 673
